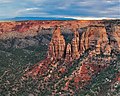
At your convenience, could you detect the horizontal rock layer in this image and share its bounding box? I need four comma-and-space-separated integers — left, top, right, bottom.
0, 20, 114, 39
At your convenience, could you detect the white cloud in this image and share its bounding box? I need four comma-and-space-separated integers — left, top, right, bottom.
25, 8, 39, 11
16, 7, 40, 14
14, 7, 48, 17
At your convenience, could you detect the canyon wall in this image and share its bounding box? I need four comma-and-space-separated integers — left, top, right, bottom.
0, 20, 102, 39
0, 20, 119, 78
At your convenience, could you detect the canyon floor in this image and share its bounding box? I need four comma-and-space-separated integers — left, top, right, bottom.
0, 20, 120, 96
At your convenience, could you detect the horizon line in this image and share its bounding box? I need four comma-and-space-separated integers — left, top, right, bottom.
0, 16, 119, 21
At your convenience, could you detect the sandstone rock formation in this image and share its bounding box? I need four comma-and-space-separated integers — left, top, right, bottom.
48, 26, 81, 60
47, 24, 116, 61
80, 25, 111, 55
71, 38, 80, 59
65, 43, 72, 61
47, 27, 66, 60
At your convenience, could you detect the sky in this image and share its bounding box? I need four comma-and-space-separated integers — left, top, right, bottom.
0, 0, 120, 19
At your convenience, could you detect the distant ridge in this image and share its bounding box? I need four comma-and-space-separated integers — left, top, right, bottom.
1, 17, 76, 21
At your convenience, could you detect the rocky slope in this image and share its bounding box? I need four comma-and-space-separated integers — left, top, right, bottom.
0, 20, 120, 96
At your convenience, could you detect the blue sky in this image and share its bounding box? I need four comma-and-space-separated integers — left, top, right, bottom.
0, 0, 119, 19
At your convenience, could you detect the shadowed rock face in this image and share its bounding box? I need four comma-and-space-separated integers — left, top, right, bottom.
110, 24, 120, 50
